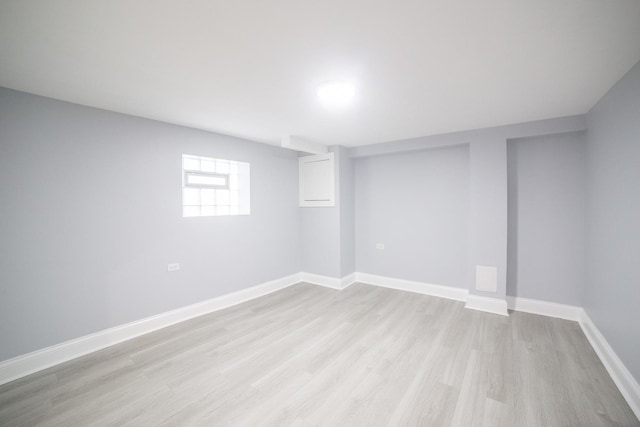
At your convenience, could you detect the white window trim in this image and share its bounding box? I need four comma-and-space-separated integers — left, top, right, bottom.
183, 171, 229, 189
182, 154, 250, 217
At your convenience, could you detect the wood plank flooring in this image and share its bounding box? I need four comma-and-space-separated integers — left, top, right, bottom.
1, 283, 638, 426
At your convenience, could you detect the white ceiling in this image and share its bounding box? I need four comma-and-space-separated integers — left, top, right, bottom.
1, 1, 639, 148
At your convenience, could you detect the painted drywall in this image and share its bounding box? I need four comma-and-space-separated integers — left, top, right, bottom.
338, 146, 355, 277
352, 117, 589, 303
354, 145, 470, 288
299, 207, 341, 277
468, 139, 509, 298
585, 60, 640, 382
299, 147, 341, 278
299, 145, 355, 278
0, 87, 301, 361
507, 132, 586, 305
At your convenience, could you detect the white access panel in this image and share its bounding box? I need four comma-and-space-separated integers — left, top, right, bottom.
475, 265, 498, 292
299, 152, 335, 207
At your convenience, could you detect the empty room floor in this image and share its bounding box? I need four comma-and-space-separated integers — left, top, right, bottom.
0, 283, 637, 426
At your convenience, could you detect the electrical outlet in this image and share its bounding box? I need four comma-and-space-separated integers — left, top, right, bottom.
167, 263, 180, 272
376, 243, 384, 250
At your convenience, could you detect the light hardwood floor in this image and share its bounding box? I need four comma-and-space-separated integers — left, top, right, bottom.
1, 283, 638, 426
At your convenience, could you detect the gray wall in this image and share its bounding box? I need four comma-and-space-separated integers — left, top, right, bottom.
585, 60, 640, 382
507, 132, 586, 305
299, 145, 355, 278
468, 139, 508, 298
299, 207, 341, 277
0, 87, 301, 361
351, 114, 588, 303
338, 146, 355, 277
4, 57, 639, 385
355, 145, 470, 288
299, 147, 342, 277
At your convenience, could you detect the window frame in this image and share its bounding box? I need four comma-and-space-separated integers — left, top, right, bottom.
181, 154, 250, 217
183, 170, 229, 189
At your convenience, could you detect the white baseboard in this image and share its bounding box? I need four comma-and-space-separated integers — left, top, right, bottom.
506, 296, 582, 321
0, 273, 301, 386
354, 272, 468, 302
3, 270, 638, 423
465, 294, 509, 316
300, 272, 355, 290
579, 310, 640, 420
341, 273, 356, 289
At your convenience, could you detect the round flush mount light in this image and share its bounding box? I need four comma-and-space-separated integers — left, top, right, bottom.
316, 81, 355, 109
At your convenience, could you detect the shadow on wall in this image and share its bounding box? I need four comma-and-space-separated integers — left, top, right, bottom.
506, 139, 519, 298
505, 132, 586, 305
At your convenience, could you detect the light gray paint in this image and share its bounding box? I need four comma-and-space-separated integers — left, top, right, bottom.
507, 132, 586, 305
299, 146, 355, 278
338, 146, 355, 277
468, 139, 508, 298
353, 118, 591, 304
354, 145, 470, 288
585, 60, 640, 382
299, 206, 341, 278
0, 87, 301, 361
299, 147, 341, 278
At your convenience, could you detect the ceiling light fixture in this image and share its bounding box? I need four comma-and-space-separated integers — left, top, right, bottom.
317, 81, 355, 109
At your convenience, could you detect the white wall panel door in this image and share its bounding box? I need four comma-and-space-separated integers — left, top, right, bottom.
299, 153, 335, 207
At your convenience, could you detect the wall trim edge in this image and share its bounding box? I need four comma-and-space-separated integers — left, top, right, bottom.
3, 270, 638, 422
506, 296, 582, 321
579, 309, 640, 420
300, 272, 355, 290
465, 294, 509, 316
0, 273, 301, 386
354, 272, 468, 302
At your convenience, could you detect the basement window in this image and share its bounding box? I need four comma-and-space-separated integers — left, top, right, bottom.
182, 154, 250, 217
